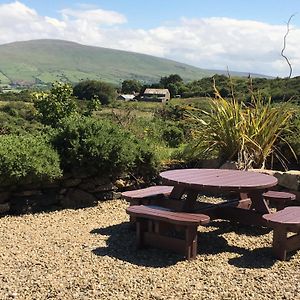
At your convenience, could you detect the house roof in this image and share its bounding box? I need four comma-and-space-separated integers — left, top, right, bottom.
118, 94, 136, 100
144, 88, 169, 95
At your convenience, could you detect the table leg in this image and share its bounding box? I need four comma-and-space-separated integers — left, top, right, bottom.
169, 186, 199, 212
182, 189, 199, 212
169, 186, 186, 200
248, 191, 271, 214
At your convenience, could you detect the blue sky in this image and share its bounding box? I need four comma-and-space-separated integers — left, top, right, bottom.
15, 0, 300, 27
0, 0, 300, 76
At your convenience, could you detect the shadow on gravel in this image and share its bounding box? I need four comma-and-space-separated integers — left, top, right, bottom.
91, 221, 276, 268
91, 223, 183, 267
207, 220, 272, 237
198, 230, 276, 269
199, 221, 276, 269
227, 247, 276, 269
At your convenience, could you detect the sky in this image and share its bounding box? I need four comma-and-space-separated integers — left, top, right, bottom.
0, 0, 300, 77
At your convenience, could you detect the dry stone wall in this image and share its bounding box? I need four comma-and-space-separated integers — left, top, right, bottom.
0, 172, 127, 215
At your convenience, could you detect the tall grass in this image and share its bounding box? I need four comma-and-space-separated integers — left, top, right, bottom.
183, 83, 295, 169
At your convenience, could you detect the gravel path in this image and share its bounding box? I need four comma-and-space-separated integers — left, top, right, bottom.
0, 199, 299, 300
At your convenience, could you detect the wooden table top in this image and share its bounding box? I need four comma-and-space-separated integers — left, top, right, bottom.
160, 168, 278, 192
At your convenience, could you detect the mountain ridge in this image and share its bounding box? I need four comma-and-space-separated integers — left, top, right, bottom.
0, 39, 269, 87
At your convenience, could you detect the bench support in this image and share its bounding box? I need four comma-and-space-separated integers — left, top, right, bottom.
263, 207, 300, 261
136, 218, 198, 260
272, 226, 300, 261
127, 205, 210, 260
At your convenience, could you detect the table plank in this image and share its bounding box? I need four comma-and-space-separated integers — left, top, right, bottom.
160, 169, 277, 192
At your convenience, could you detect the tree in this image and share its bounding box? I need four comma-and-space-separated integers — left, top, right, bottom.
159, 74, 183, 87
73, 80, 116, 105
121, 79, 142, 94
33, 82, 78, 127
159, 74, 185, 97
166, 83, 178, 98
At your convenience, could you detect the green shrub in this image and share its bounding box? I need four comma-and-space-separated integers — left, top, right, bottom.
162, 126, 184, 148
0, 134, 62, 184
0, 111, 43, 135
73, 80, 116, 105
51, 116, 158, 178
34, 82, 78, 126
0, 101, 36, 120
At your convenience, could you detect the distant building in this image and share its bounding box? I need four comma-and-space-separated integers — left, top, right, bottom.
116, 94, 136, 101
142, 88, 170, 103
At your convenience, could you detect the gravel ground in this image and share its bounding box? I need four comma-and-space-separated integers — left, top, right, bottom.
0, 199, 299, 300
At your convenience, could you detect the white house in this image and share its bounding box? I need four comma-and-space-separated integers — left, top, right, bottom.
142, 88, 170, 103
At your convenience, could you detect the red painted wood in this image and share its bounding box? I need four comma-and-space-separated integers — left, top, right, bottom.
160, 169, 278, 192
126, 205, 210, 226
263, 190, 296, 201
122, 186, 173, 199
263, 207, 300, 227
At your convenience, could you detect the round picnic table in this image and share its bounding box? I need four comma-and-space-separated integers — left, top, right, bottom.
160, 168, 277, 192
160, 168, 278, 226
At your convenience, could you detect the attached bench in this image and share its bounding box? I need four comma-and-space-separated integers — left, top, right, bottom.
263, 206, 300, 260
126, 205, 210, 260
121, 186, 173, 205
263, 190, 296, 211
122, 186, 174, 224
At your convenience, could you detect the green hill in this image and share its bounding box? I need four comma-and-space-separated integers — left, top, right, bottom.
0, 39, 266, 87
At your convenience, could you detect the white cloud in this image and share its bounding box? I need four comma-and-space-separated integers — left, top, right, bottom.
0, 1, 299, 77
60, 7, 127, 25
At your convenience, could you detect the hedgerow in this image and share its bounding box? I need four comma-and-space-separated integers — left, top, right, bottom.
0, 134, 62, 184
51, 116, 159, 178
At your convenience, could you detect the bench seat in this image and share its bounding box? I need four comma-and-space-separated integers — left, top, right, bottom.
126, 205, 210, 260
263, 206, 300, 260
121, 186, 173, 205
122, 186, 174, 224
263, 190, 296, 211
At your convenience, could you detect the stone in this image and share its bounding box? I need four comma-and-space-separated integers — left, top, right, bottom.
92, 183, 116, 193
61, 189, 97, 209
286, 170, 300, 176
92, 176, 111, 186
94, 191, 114, 201
62, 172, 73, 180
201, 158, 221, 169
114, 179, 126, 189
250, 169, 300, 191
275, 172, 300, 191
59, 188, 67, 195
62, 178, 82, 188
10, 192, 60, 214
10, 196, 34, 214
78, 180, 96, 191
20, 182, 42, 190
250, 169, 278, 176
112, 192, 122, 199
0, 202, 10, 214
41, 180, 60, 189
13, 190, 42, 197
0, 191, 10, 204
37, 191, 60, 207
220, 161, 238, 170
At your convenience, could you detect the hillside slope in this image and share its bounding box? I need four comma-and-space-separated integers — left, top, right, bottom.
0, 39, 265, 86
